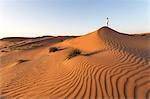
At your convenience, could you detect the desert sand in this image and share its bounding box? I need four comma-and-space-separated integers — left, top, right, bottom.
0, 27, 150, 99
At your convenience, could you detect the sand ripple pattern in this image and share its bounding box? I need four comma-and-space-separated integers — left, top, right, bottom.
0, 27, 150, 99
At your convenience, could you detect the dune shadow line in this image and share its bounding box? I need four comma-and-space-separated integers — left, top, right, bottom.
82, 49, 107, 56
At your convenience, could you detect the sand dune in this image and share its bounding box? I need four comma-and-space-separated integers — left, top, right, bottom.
0, 27, 150, 98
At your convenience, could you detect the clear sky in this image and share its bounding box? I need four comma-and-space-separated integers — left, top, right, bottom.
0, 0, 149, 38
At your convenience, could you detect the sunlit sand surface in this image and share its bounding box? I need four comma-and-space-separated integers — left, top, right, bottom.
0, 27, 150, 99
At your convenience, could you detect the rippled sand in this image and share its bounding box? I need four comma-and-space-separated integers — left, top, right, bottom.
0, 27, 150, 99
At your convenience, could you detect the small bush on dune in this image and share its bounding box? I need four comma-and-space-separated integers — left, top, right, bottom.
67, 48, 81, 59
18, 59, 29, 63
49, 47, 59, 52
1, 50, 8, 52
1, 50, 5, 52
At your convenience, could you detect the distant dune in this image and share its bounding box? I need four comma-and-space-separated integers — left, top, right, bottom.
0, 27, 150, 98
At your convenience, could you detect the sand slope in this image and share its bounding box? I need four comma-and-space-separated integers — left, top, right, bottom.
0, 27, 150, 99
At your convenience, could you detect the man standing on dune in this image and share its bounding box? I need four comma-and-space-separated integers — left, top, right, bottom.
106, 17, 109, 27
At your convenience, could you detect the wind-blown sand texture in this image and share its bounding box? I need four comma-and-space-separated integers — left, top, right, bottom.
0, 27, 150, 99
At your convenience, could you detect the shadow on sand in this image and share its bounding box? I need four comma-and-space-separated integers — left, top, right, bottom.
82, 49, 107, 56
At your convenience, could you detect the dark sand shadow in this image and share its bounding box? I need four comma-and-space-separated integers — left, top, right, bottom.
82, 49, 107, 56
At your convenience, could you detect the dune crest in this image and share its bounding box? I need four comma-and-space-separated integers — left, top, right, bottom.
0, 27, 150, 98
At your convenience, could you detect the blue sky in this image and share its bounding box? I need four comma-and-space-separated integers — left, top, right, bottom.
0, 0, 149, 38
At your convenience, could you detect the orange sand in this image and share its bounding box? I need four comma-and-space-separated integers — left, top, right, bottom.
0, 27, 150, 99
